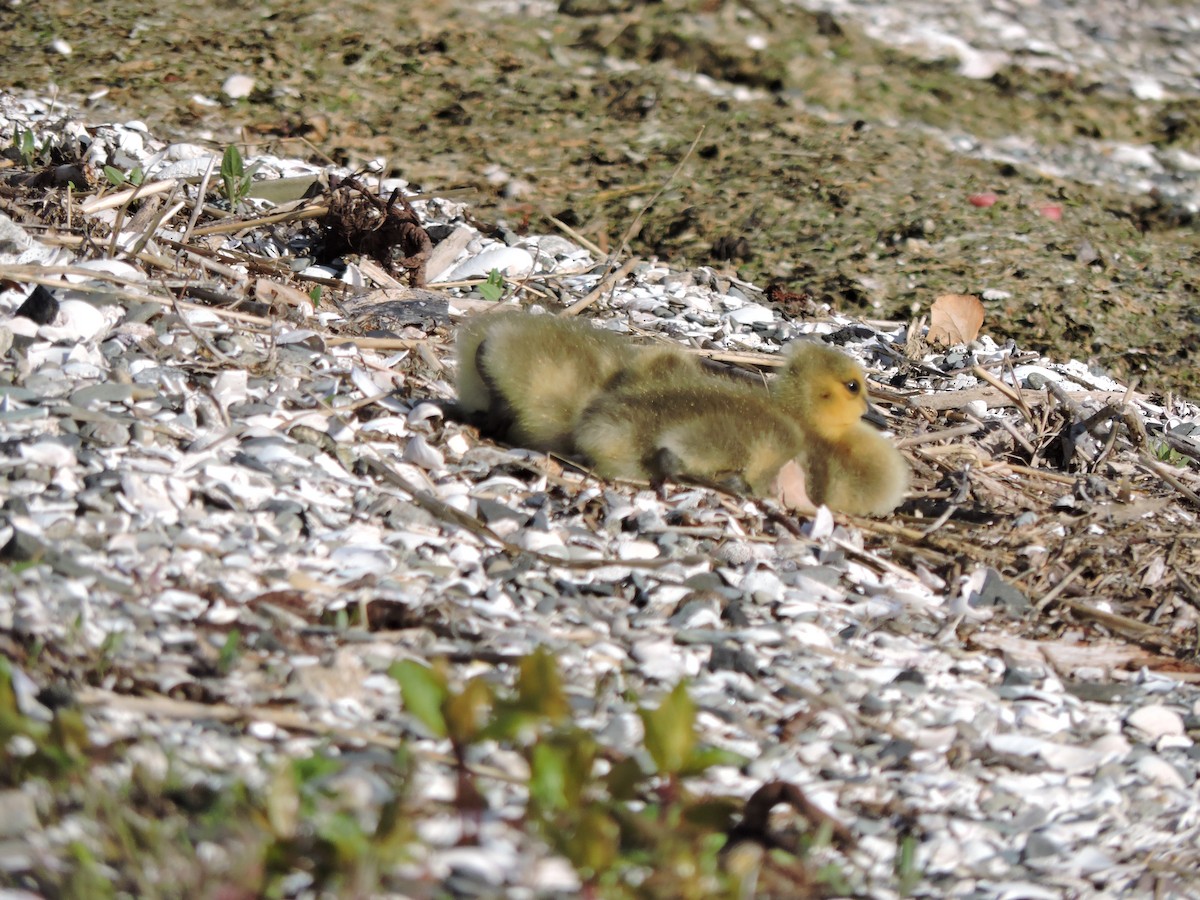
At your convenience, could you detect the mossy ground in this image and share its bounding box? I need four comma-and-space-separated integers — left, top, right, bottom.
7, 0, 1199, 393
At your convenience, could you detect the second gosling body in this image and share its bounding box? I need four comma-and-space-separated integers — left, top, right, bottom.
770, 341, 909, 516
454, 312, 699, 454
574, 376, 804, 497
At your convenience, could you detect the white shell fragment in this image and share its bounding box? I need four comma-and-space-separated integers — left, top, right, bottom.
403, 434, 445, 470
437, 246, 534, 282
726, 302, 775, 325
222, 74, 256, 99
1125, 705, 1186, 740
38, 300, 112, 343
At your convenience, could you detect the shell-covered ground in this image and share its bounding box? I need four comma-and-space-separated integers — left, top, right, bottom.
2, 1, 1200, 898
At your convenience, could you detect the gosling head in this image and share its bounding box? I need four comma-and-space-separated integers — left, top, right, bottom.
772, 342, 871, 443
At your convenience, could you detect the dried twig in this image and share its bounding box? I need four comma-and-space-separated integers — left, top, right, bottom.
728, 780, 857, 853
613, 126, 704, 259
1055, 595, 1178, 651
1138, 452, 1200, 509
896, 423, 982, 448
543, 210, 605, 257
1035, 564, 1087, 611
560, 256, 640, 316
908, 385, 1047, 412
178, 154, 217, 249
78, 178, 179, 215
972, 364, 1035, 425
190, 203, 328, 237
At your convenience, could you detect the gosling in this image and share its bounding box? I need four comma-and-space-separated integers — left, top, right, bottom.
573, 374, 805, 499
454, 311, 699, 455
573, 341, 908, 516
770, 341, 909, 516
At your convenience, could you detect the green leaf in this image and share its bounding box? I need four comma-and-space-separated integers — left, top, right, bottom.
442, 675, 492, 745
480, 706, 539, 743
292, 752, 341, 787
265, 760, 300, 839
217, 629, 241, 675
604, 755, 645, 801
529, 730, 597, 813
515, 646, 570, 721
49, 708, 91, 760
390, 659, 449, 738
13, 129, 38, 167
478, 268, 505, 302
563, 805, 620, 878
679, 796, 740, 831
221, 143, 244, 182
639, 681, 697, 777
483, 648, 572, 742
221, 144, 248, 207
0, 656, 28, 740
103, 165, 126, 187
679, 745, 746, 777
896, 832, 920, 896
528, 741, 570, 813
316, 811, 370, 865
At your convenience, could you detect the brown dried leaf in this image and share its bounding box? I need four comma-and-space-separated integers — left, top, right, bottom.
928, 293, 985, 347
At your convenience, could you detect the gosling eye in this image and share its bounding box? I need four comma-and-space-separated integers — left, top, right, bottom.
845, 379, 861, 395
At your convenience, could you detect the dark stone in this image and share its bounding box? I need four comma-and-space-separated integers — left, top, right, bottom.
722, 599, 752, 627
683, 571, 725, 592
969, 567, 1031, 614
14, 285, 59, 325
1, 525, 44, 562
1062, 682, 1131, 704
1001, 666, 1037, 687
1022, 830, 1062, 861
892, 669, 927, 687
879, 738, 916, 766
474, 498, 525, 526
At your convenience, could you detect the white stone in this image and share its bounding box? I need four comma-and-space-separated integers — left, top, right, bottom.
212, 370, 248, 411
741, 570, 784, 603
617, 539, 658, 560
359, 416, 409, 437
19, 440, 77, 469
1109, 143, 1160, 171
329, 546, 394, 579
786, 622, 834, 650
1013, 364, 1065, 386
726, 303, 775, 325
222, 74, 256, 100
403, 434, 445, 470
1130, 78, 1165, 101
438, 246, 534, 282
1134, 755, 1186, 790
632, 639, 698, 682
518, 530, 564, 553
1126, 705, 1185, 739
156, 156, 220, 180
39, 299, 110, 343
65, 258, 146, 283
805, 505, 835, 540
